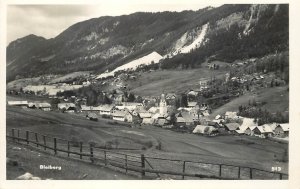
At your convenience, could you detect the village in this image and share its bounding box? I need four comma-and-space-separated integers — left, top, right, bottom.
7, 65, 289, 142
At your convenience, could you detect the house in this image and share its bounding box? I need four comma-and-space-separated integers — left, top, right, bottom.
187, 90, 198, 97
155, 118, 168, 126
148, 107, 160, 114
99, 105, 115, 115
224, 123, 240, 133
112, 109, 127, 122
274, 123, 289, 138
139, 112, 154, 125
86, 113, 98, 121
244, 126, 257, 136
80, 105, 101, 112
124, 111, 141, 123
7, 101, 28, 108
166, 93, 177, 100
253, 125, 274, 138
116, 102, 143, 111
193, 125, 218, 136
225, 111, 238, 120
238, 118, 257, 133
187, 101, 197, 108
207, 121, 220, 128
215, 115, 221, 120
58, 103, 76, 112
175, 111, 194, 126
28, 102, 51, 111
36, 102, 51, 111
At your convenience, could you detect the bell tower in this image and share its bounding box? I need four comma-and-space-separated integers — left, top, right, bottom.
159, 94, 167, 115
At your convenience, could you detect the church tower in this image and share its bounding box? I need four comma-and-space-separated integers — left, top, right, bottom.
159, 94, 167, 115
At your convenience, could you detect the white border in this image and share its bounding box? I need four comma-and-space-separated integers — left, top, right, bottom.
1, 0, 299, 189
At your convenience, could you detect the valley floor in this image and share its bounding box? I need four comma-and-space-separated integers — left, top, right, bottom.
6, 105, 288, 179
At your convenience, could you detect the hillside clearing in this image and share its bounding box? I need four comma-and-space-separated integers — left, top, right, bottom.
127, 67, 228, 96
209, 86, 289, 118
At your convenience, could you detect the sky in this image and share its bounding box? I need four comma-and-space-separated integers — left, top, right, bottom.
7, 3, 223, 45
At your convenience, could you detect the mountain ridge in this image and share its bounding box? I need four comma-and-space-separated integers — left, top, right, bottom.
6, 4, 288, 81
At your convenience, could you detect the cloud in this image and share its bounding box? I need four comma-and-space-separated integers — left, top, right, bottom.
7, 3, 222, 45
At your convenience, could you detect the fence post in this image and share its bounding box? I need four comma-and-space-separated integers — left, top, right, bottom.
11, 128, 15, 142
90, 143, 94, 163
125, 155, 128, 174
141, 154, 145, 177
43, 135, 46, 150
67, 141, 70, 157
80, 142, 83, 159
279, 173, 283, 180
104, 151, 107, 166
219, 164, 222, 177
35, 133, 39, 147
182, 161, 186, 180
17, 129, 20, 143
238, 166, 241, 179
54, 137, 57, 155
26, 131, 29, 144
250, 168, 253, 179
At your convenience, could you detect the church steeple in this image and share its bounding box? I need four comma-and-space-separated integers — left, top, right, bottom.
160, 94, 167, 115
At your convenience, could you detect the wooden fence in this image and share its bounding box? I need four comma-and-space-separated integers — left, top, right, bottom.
7, 128, 288, 180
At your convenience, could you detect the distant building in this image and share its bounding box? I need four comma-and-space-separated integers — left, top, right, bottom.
175, 111, 194, 126
139, 112, 154, 125
224, 123, 240, 133
253, 125, 273, 138
99, 105, 115, 115
244, 126, 257, 136
193, 125, 218, 136
7, 101, 28, 108
187, 101, 197, 108
274, 123, 289, 138
86, 113, 98, 121
225, 111, 238, 120
28, 102, 51, 111
112, 109, 127, 122
58, 103, 76, 112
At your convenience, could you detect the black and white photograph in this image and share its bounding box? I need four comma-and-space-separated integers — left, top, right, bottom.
1, 0, 299, 187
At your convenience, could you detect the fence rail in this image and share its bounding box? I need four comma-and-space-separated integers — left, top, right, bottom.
7, 128, 288, 180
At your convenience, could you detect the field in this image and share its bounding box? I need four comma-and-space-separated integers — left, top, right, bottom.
49, 71, 91, 84
210, 86, 289, 119
6, 103, 288, 179
126, 67, 228, 96
6, 142, 136, 180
